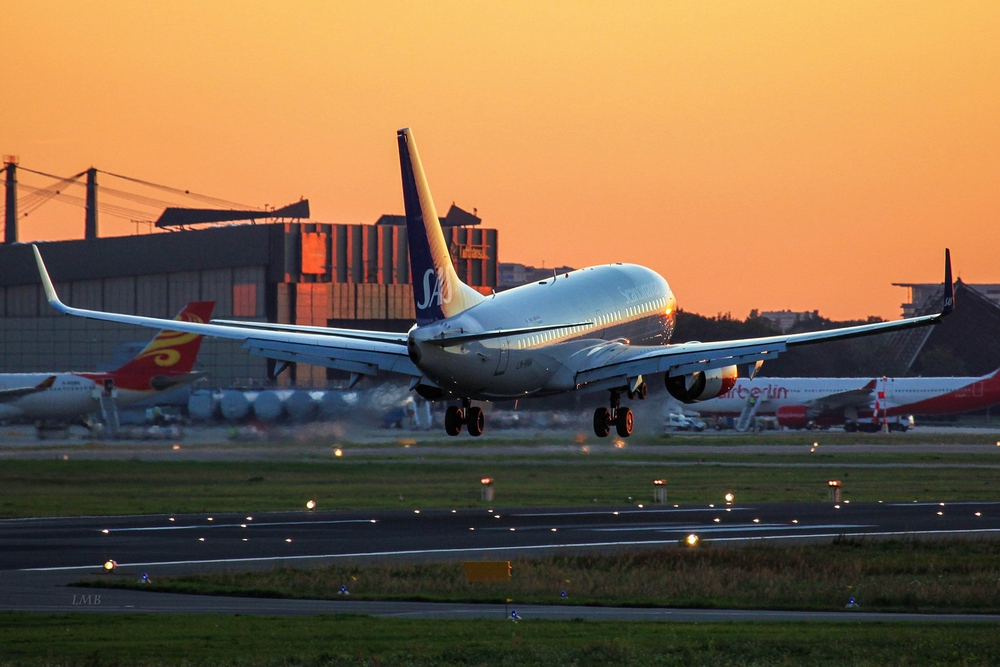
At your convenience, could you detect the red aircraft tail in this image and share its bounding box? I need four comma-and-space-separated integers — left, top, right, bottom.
112, 301, 215, 378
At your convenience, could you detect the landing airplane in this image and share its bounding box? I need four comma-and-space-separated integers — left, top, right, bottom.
691, 367, 1000, 432
0, 301, 213, 423
32, 128, 955, 438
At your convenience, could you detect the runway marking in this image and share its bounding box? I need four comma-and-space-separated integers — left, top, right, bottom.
22, 528, 1000, 572
513, 508, 754, 517
101, 519, 376, 533
585, 523, 869, 534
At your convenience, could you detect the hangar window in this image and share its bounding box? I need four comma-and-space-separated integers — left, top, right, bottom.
233, 284, 257, 317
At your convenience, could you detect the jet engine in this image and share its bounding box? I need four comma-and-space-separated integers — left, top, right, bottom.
665, 366, 738, 403
776, 405, 810, 428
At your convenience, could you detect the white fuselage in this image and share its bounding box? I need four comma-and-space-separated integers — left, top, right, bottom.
0, 373, 152, 421
693, 374, 1000, 420
409, 264, 676, 400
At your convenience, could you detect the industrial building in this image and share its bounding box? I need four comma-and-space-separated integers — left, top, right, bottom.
0, 207, 498, 387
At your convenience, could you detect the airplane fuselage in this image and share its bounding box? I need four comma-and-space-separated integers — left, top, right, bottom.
0, 372, 162, 421
694, 374, 1000, 422
409, 264, 676, 400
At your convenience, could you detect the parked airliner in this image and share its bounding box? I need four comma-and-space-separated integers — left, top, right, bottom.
0, 302, 213, 423
690, 367, 1000, 432
32, 128, 954, 437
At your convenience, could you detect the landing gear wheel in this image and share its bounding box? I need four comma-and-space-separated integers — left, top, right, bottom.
637, 382, 648, 400
593, 408, 612, 437
467, 406, 485, 437
616, 407, 633, 437
445, 405, 464, 436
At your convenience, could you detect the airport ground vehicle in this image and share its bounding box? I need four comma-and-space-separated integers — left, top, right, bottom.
663, 413, 706, 432
32, 129, 955, 438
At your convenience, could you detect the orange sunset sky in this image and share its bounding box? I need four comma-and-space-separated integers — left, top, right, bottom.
4, 1, 998, 320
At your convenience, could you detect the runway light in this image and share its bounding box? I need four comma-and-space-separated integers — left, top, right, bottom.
207, 517, 213, 522
813, 442, 818, 447
494, 514, 501, 519
285, 538, 292, 542
242, 538, 248, 542
246, 516, 253, 521
551, 528, 557, 532
334, 448, 343, 457
637, 504, 643, 508
103, 560, 116, 572
169, 517, 175, 522
370, 519, 377, 523
613, 511, 619, 515
975, 512, 982, 517
306, 500, 316, 510
725, 493, 734, 503
726, 508, 732, 512
810, 447, 815, 453
753, 518, 760, 523
714, 518, 720, 523
673, 504, 679, 508
63, 455, 69, 460
172, 444, 180, 450
101, 529, 109, 534
414, 510, 420, 514
834, 505, 841, 509
240, 524, 247, 528
481, 477, 493, 485
937, 511, 943, 516
792, 519, 798, 524
581, 445, 590, 453
510, 528, 515, 531
940, 502, 945, 506
451, 510, 457, 513
470, 527, 475, 531
198, 537, 205, 542
686, 534, 699, 547
709, 504, 714, 508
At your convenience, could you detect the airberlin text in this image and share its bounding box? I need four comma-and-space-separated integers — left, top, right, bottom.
721, 384, 789, 400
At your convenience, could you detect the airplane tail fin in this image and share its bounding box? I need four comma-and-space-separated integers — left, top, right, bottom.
397, 128, 485, 325
112, 301, 215, 377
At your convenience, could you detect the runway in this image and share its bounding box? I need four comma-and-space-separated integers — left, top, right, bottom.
4, 500, 1000, 621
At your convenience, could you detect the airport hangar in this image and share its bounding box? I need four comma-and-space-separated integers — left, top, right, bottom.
0, 206, 498, 388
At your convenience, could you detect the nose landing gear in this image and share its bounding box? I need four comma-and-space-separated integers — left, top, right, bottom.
445, 400, 485, 437
593, 386, 639, 438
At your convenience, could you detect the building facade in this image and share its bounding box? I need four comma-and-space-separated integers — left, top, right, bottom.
0, 212, 498, 387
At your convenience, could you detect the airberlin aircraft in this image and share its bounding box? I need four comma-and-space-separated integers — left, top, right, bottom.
32, 128, 955, 438
0, 301, 212, 423
687, 368, 1000, 432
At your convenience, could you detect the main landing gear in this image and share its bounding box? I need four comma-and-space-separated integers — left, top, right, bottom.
593, 381, 647, 438
445, 399, 485, 437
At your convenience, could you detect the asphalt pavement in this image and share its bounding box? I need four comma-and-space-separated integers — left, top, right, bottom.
4, 500, 1000, 621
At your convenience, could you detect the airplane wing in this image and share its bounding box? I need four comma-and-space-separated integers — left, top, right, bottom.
0, 376, 57, 403
572, 250, 954, 392
32, 246, 420, 380
806, 380, 877, 413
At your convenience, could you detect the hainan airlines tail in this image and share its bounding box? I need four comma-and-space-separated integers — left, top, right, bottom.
111, 301, 215, 378
397, 128, 485, 325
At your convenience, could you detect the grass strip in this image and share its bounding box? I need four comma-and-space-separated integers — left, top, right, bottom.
81, 538, 1000, 614
2, 612, 999, 666
3, 458, 1000, 518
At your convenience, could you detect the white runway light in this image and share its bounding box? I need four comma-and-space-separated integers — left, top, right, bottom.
103, 559, 116, 572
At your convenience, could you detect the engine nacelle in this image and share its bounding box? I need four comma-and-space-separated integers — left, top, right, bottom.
665, 366, 738, 403
776, 405, 809, 428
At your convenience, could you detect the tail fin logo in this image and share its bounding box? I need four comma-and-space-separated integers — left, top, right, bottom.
416, 268, 452, 311
135, 313, 206, 367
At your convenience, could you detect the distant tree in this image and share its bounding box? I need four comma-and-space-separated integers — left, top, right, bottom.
911, 346, 969, 377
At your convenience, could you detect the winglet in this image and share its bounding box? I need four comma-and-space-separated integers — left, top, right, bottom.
942, 248, 954, 316
32, 245, 70, 314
